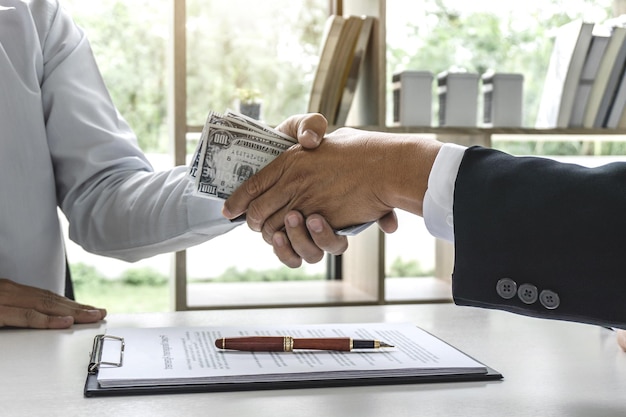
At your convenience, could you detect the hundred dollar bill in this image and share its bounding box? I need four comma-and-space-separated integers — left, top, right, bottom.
188, 111, 295, 181
224, 109, 296, 144
194, 123, 293, 200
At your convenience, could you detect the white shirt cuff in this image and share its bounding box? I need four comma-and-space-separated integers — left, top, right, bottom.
423, 143, 467, 242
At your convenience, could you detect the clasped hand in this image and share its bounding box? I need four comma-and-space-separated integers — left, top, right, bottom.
223, 113, 405, 267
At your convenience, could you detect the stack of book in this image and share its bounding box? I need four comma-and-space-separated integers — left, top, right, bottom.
308, 15, 374, 126
536, 17, 626, 129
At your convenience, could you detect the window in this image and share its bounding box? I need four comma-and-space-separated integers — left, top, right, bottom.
62, 0, 333, 311
61, 0, 621, 313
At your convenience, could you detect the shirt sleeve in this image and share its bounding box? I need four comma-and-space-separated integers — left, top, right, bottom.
423, 142, 467, 242
39, 1, 236, 262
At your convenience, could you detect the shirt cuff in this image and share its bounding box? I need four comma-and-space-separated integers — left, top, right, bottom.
423, 142, 467, 242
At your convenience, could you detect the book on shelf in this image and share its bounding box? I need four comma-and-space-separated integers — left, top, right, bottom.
335, 16, 374, 126
606, 68, 626, 128
582, 25, 626, 128
308, 15, 374, 125
308, 15, 345, 116
84, 322, 502, 397
569, 25, 611, 127
318, 15, 363, 123
536, 20, 594, 128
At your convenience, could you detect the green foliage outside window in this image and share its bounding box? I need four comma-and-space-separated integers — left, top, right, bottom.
386, 0, 617, 155
65, 0, 616, 155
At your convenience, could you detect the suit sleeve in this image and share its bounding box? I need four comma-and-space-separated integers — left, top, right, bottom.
452, 146, 626, 328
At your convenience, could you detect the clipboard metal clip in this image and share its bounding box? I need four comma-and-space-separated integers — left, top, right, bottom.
88, 334, 125, 374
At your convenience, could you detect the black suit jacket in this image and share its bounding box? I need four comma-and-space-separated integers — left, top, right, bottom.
452, 146, 626, 328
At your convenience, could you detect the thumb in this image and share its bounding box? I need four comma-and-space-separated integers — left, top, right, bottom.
276, 113, 328, 149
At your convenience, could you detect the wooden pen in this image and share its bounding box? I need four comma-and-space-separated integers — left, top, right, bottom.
214, 336, 394, 352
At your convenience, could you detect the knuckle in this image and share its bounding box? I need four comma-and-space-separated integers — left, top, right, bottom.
242, 174, 264, 198
39, 289, 60, 311
262, 225, 280, 244
246, 202, 263, 220
23, 308, 44, 327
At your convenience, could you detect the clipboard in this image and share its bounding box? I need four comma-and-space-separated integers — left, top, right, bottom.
84, 327, 503, 397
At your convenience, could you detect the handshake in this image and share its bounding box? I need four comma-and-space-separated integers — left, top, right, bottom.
188, 111, 412, 267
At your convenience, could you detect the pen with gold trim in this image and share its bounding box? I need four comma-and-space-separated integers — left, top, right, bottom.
214, 336, 394, 352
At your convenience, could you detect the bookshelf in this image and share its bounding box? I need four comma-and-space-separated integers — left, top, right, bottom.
169, 0, 626, 311
332, 0, 626, 308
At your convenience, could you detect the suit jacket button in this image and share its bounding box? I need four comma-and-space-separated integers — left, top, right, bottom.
496, 278, 517, 299
517, 283, 538, 304
539, 290, 560, 310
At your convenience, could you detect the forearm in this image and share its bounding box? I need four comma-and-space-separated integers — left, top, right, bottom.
452, 147, 626, 327
379, 135, 442, 217
65, 166, 236, 262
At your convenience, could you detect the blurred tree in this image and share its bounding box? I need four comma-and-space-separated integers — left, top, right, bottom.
387, 0, 613, 151
64, 0, 326, 150
64, 0, 617, 156
185, 0, 326, 126
65, 0, 168, 152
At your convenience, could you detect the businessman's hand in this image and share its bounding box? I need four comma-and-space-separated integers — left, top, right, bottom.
224, 124, 440, 244
261, 113, 349, 267
0, 278, 107, 329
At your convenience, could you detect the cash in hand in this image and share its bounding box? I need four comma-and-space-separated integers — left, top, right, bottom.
188, 110, 296, 200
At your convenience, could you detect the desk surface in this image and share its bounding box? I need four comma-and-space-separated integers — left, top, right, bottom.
2, 303, 625, 417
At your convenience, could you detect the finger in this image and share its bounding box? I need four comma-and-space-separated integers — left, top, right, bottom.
0, 305, 75, 329
32, 290, 105, 322
223, 157, 289, 223
275, 113, 327, 149
305, 214, 348, 256
30, 292, 106, 324
0, 279, 107, 324
377, 210, 399, 233
261, 205, 292, 243
272, 231, 303, 269
283, 211, 324, 264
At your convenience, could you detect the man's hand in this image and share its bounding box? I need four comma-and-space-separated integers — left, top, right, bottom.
0, 278, 107, 329
271, 211, 348, 268
238, 113, 351, 268
223, 124, 440, 244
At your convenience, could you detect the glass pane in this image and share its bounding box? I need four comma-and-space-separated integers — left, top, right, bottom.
386, 0, 613, 127
384, 210, 435, 279
184, 0, 330, 307
62, 0, 172, 312
186, 0, 328, 126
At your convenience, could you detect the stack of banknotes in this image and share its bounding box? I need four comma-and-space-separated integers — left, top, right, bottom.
188, 110, 296, 201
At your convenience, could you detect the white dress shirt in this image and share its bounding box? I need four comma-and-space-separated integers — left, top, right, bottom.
0, 0, 235, 294
423, 143, 467, 243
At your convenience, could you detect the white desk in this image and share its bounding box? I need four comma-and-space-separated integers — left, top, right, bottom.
2, 304, 625, 417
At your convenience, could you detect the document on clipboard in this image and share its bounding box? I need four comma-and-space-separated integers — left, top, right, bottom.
84, 322, 502, 397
